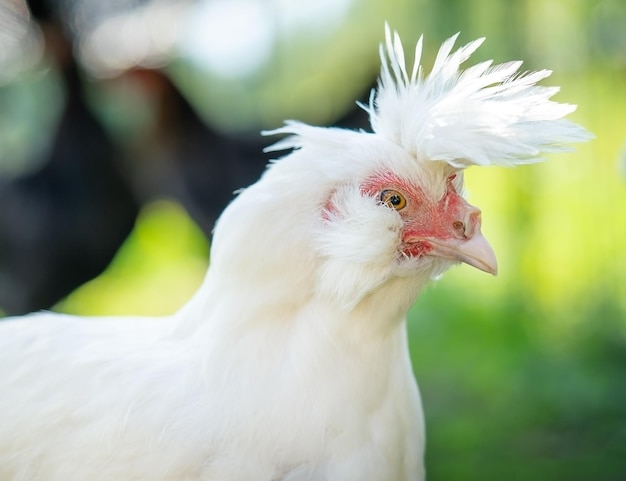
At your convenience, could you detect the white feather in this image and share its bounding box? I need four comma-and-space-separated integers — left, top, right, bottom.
364, 24, 593, 167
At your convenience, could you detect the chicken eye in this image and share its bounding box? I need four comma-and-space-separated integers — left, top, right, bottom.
380, 190, 407, 210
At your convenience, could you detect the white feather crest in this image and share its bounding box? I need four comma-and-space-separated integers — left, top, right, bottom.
362, 25, 593, 167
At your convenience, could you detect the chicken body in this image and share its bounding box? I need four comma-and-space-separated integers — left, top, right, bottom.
0, 312, 421, 480
0, 27, 590, 481
0, 140, 428, 480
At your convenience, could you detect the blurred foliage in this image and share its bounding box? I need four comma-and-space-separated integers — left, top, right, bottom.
1, 0, 626, 479
0, 66, 64, 176
409, 287, 626, 481
56, 200, 209, 316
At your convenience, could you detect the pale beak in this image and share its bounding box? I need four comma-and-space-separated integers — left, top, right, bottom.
426, 228, 498, 275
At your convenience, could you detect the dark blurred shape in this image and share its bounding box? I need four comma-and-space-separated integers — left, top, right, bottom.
0, 11, 139, 315
25, 0, 54, 21
119, 68, 269, 236
122, 68, 370, 237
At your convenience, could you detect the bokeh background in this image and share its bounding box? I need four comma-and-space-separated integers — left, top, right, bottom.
0, 0, 624, 479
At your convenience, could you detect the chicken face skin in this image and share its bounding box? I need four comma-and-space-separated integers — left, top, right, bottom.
361, 170, 497, 275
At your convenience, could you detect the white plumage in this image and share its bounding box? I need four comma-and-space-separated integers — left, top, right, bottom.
0, 26, 591, 481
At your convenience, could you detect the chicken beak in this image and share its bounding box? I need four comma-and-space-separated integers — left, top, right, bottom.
427, 229, 498, 275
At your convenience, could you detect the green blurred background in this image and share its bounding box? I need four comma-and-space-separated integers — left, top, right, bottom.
1, 0, 625, 479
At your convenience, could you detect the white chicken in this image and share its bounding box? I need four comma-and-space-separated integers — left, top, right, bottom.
0, 26, 591, 481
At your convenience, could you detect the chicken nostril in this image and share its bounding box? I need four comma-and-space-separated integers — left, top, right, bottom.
452, 221, 465, 237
